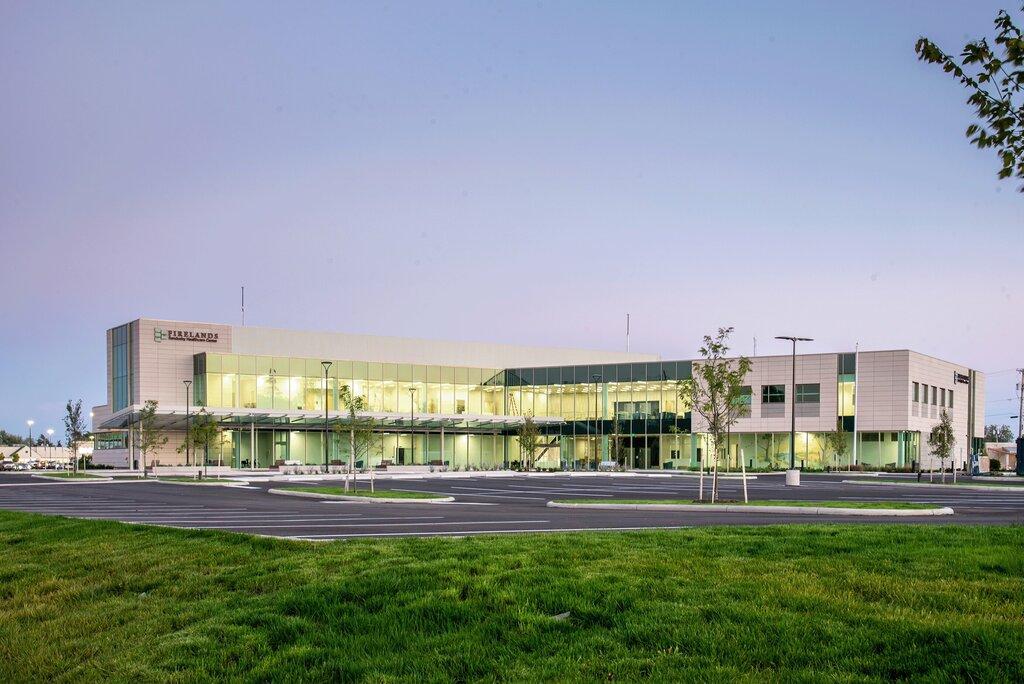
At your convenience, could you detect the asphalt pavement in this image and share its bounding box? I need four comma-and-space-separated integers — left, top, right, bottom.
0, 471, 1021, 539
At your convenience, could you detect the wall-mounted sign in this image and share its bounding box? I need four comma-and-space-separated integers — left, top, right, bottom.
954, 372, 970, 385
154, 328, 219, 343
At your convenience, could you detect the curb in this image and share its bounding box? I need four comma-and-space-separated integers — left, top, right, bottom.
841, 479, 1024, 493
545, 501, 955, 516
268, 488, 455, 503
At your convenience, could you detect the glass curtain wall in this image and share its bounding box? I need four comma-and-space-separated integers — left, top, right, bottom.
195, 353, 504, 416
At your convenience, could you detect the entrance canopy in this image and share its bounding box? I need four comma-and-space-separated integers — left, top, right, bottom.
98, 404, 563, 432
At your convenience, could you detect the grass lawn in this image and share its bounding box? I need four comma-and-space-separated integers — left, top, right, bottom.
155, 476, 210, 482
34, 472, 106, 480
281, 485, 447, 499
556, 499, 942, 509
1, 512, 1022, 680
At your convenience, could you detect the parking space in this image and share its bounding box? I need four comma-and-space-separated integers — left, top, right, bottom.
0, 473, 1021, 539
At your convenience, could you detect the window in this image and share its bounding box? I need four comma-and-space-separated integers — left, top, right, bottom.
734, 386, 752, 417
761, 385, 785, 404
913, 382, 919, 402
795, 383, 820, 403
940, 388, 946, 406
949, 389, 954, 408
931, 386, 938, 406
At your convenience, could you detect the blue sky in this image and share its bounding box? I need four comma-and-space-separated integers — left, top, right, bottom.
1, 1, 1021, 436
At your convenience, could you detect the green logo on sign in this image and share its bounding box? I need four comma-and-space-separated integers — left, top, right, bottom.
154, 328, 167, 342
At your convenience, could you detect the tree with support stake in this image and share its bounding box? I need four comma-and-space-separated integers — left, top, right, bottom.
928, 409, 956, 485
516, 414, 541, 471
177, 409, 220, 479
63, 400, 86, 474
334, 384, 380, 493
678, 327, 752, 503
137, 400, 167, 478
823, 422, 849, 472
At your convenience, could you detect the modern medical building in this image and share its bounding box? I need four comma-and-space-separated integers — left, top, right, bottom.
92, 318, 986, 472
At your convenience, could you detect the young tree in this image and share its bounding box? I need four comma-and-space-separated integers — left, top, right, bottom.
137, 399, 168, 476
177, 409, 220, 477
915, 6, 1024, 190
822, 422, 849, 471
985, 424, 1014, 442
333, 384, 380, 492
610, 415, 627, 469
516, 414, 541, 471
679, 327, 752, 502
928, 409, 956, 484
63, 399, 86, 474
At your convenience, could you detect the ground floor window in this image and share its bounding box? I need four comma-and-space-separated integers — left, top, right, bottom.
194, 428, 922, 471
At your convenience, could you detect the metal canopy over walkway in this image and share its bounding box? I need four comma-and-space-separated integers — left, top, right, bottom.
98, 405, 563, 433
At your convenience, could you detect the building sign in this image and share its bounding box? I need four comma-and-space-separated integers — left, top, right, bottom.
154, 328, 219, 343
954, 372, 970, 385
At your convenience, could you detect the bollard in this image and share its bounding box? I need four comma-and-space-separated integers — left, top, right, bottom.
785, 469, 801, 486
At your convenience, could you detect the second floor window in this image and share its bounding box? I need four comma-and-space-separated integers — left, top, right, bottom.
796, 383, 821, 403
762, 384, 785, 404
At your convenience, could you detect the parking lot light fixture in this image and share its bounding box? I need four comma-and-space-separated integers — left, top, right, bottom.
591, 374, 602, 471
775, 336, 813, 471
26, 420, 34, 465
183, 380, 193, 468
322, 361, 332, 473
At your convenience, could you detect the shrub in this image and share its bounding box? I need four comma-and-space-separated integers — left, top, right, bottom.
990, 458, 1002, 472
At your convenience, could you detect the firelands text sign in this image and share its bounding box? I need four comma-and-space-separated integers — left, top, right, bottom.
154, 328, 219, 343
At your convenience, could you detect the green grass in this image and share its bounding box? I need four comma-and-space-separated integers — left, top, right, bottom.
0, 512, 1022, 680
34, 472, 106, 480
556, 499, 942, 509
156, 476, 209, 483
280, 486, 447, 499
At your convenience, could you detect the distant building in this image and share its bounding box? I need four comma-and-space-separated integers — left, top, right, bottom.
0, 444, 91, 466
91, 317, 986, 471
983, 442, 1018, 473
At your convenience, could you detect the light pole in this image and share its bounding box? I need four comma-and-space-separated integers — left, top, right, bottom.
775, 336, 813, 471
409, 387, 417, 466
1017, 369, 1024, 442
592, 374, 602, 471
183, 380, 192, 468
46, 428, 54, 466
26, 419, 34, 466
322, 361, 332, 473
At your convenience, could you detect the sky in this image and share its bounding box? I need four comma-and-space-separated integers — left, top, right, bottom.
1, 1, 1022, 437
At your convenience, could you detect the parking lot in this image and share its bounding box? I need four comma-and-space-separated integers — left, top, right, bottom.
0, 472, 1022, 539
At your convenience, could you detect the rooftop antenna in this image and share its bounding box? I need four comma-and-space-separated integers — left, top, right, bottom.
753, 336, 757, 357
241, 286, 245, 326
626, 313, 630, 353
